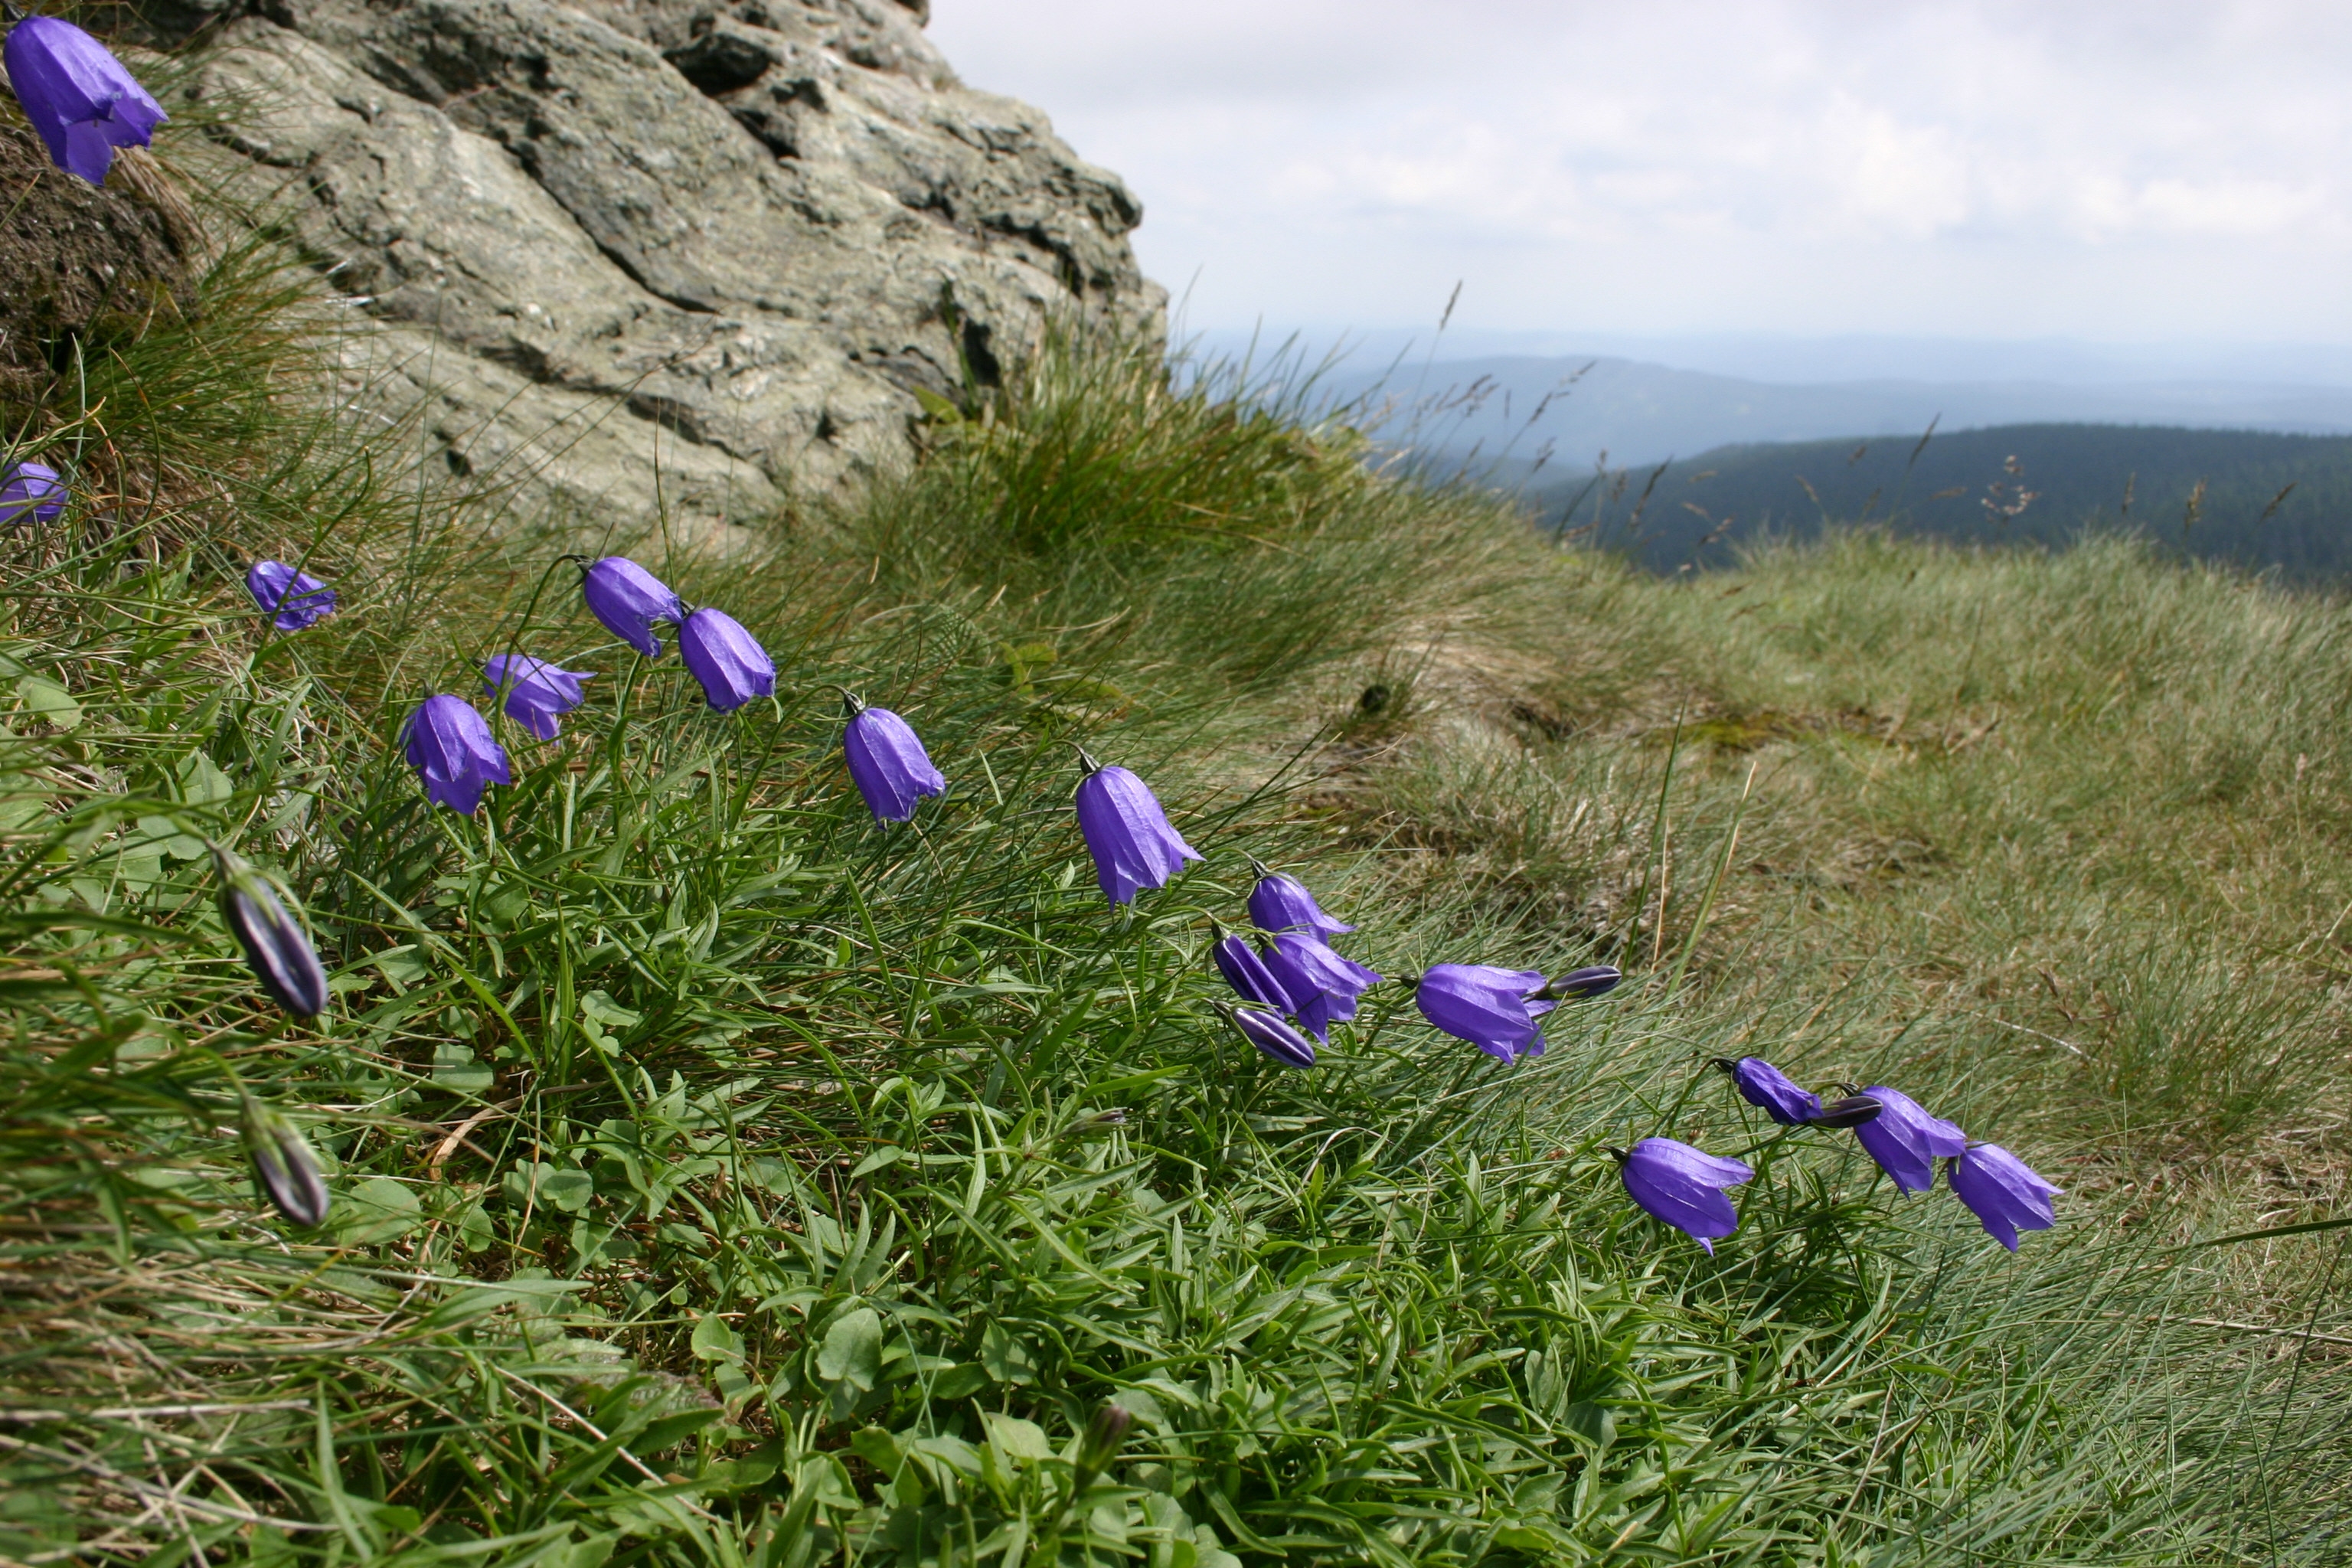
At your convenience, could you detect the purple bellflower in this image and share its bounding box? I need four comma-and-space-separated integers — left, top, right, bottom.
1073, 752, 1201, 905
1212, 928, 1289, 1011
841, 693, 945, 822
1811, 1094, 1884, 1129
1618, 1138, 1755, 1253
1539, 964, 1622, 1001
580, 556, 685, 657
1226, 1004, 1315, 1070
482, 654, 592, 740
678, 607, 775, 711
1949, 1143, 2062, 1251
1716, 1056, 1822, 1126
403, 694, 511, 815
1852, 1085, 1968, 1194
1264, 930, 1383, 1040
246, 561, 336, 631
2, 15, 166, 186
1415, 963, 1556, 1064
241, 1099, 330, 1229
1247, 862, 1354, 936
214, 848, 329, 1018
0, 460, 65, 524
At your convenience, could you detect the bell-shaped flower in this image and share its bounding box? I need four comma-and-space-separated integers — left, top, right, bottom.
1212, 928, 1288, 1011
1073, 752, 1200, 905
1715, 1056, 1821, 1126
1808, 1093, 1884, 1129
1852, 1085, 1968, 1194
241, 1099, 330, 1229
1949, 1142, 2062, 1251
1537, 964, 1622, 1001
1264, 931, 1383, 1040
403, 694, 511, 815
580, 556, 685, 657
1415, 963, 1555, 1064
1225, 1004, 1315, 1070
678, 607, 775, 711
1618, 1137, 1754, 1253
0, 460, 65, 524
1246, 863, 1354, 936
245, 560, 336, 630
2, 16, 166, 185
482, 653, 592, 740
214, 848, 328, 1018
841, 694, 945, 822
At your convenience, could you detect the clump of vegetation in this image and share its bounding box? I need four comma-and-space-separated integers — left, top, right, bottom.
3, 49, 2352, 1568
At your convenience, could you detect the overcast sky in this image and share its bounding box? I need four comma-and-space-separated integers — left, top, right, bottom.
928, 1, 2352, 349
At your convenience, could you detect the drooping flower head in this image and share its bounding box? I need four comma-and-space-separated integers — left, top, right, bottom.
0, 460, 65, 524
2, 16, 166, 185
1851, 1085, 1968, 1194
1949, 1143, 2062, 1251
246, 561, 337, 630
1225, 1004, 1315, 1070
1538, 964, 1622, 1001
1715, 1056, 1822, 1126
402, 694, 511, 815
240, 1099, 329, 1229
1212, 928, 1289, 1011
1617, 1138, 1754, 1253
841, 692, 945, 822
580, 556, 685, 657
483, 654, 593, 740
1264, 930, 1383, 1041
1246, 862, 1354, 937
214, 847, 328, 1018
1415, 963, 1555, 1064
678, 606, 775, 711
1073, 751, 1200, 905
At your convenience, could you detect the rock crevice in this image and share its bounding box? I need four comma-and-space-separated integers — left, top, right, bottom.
168, 0, 1160, 524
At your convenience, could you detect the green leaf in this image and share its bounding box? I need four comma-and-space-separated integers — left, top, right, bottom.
690, 1313, 744, 1364
16, 676, 80, 731
815, 1306, 882, 1392
432, 1041, 494, 1092
332, 1177, 422, 1246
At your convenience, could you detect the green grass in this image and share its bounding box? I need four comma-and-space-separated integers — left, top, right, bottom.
4, 135, 2352, 1564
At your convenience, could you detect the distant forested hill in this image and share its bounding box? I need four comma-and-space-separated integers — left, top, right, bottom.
1521, 423, 2352, 579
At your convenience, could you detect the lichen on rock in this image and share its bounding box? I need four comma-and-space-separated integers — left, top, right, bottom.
168, 0, 1162, 528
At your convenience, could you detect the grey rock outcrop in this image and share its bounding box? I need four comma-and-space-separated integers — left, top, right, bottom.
169, 0, 1160, 527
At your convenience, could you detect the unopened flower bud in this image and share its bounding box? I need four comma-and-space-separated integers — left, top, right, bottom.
215, 848, 329, 1018
1074, 1401, 1132, 1488
242, 1101, 330, 1228
1808, 1094, 1884, 1129
1536, 964, 1622, 1001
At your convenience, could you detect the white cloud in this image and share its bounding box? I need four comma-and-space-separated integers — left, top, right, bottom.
929, 0, 2352, 341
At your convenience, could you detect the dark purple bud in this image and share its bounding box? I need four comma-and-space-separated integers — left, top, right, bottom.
1073, 759, 1200, 905
1212, 929, 1288, 1011
214, 848, 328, 1018
2, 16, 166, 185
843, 703, 945, 822
1537, 964, 1622, 1001
245, 560, 337, 631
1246, 866, 1354, 936
0, 460, 65, 524
580, 556, 685, 657
1075, 1402, 1132, 1488
1263, 930, 1382, 1041
1808, 1094, 1883, 1129
678, 607, 776, 712
1414, 963, 1554, 1064
242, 1101, 330, 1229
1714, 1056, 1822, 1125
1851, 1086, 1968, 1194
1619, 1136, 1754, 1253
1949, 1142, 2061, 1251
402, 694, 511, 815
1227, 1005, 1315, 1070
482, 654, 592, 740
